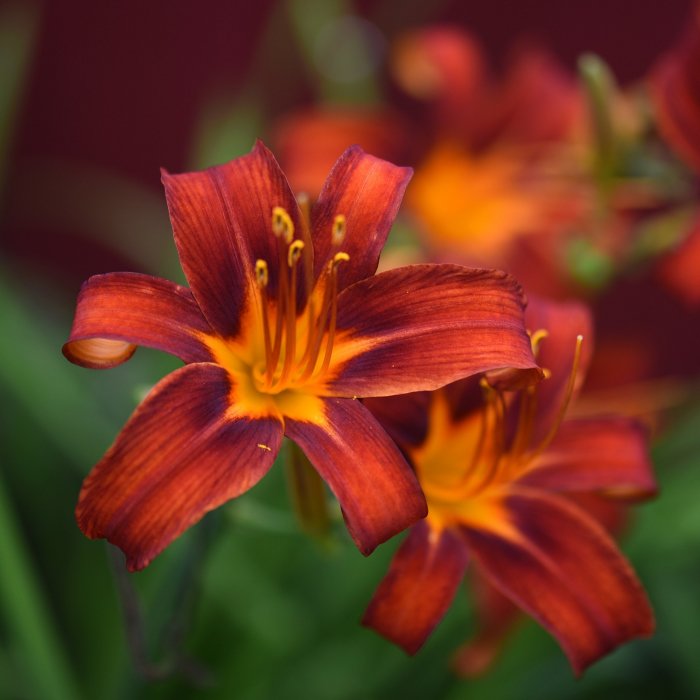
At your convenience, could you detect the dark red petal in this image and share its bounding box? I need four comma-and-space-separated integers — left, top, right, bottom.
518, 417, 657, 499
76, 363, 283, 571
649, 5, 700, 173
362, 392, 431, 449
311, 146, 412, 291
523, 295, 593, 443
63, 272, 214, 368
362, 521, 469, 654
487, 47, 582, 145
161, 141, 301, 338
656, 215, 700, 306
285, 397, 427, 555
330, 265, 538, 396
461, 487, 654, 675
274, 107, 413, 198
391, 26, 485, 137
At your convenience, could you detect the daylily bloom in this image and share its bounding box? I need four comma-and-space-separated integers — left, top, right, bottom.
650, 0, 700, 173
63, 142, 539, 571
649, 4, 700, 308
362, 297, 656, 674
273, 107, 413, 198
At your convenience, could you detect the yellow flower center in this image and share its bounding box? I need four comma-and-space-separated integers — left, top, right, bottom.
204, 199, 352, 423
413, 331, 583, 531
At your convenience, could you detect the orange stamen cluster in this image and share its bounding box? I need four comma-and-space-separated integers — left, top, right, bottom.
253, 204, 349, 394
423, 331, 584, 503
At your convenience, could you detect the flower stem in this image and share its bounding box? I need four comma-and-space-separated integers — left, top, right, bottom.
285, 441, 332, 540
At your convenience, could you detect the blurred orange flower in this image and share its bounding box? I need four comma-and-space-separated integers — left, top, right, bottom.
363, 297, 656, 675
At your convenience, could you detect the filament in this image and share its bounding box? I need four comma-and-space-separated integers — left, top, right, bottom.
528, 335, 584, 461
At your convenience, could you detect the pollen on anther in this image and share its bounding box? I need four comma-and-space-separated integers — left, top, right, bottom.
332, 251, 350, 267
332, 214, 347, 246
257, 443, 272, 451
272, 206, 294, 243
255, 259, 269, 287
288, 240, 305, 267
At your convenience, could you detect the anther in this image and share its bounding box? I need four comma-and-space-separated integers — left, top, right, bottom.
272, 206, 294, 244
332, 214, 346, 246
255, 259, 269, 287
287, 240, 305, 267
332, 251, 350, 267
528, 329, 549, 355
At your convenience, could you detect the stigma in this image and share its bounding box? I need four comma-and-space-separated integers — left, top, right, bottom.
252, 204, 350, 394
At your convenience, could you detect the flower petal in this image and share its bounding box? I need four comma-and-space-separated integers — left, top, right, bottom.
362, 392, 431, 449
518, 417, 657, 499
460, 487, 654, 675
330, 265, 538, 396
161, 141, 301, 338
63, 272, 214, 368
362, 521, 469, 654
77, 363, 283, 571
274, 107, 413, 198
650, 5, 700, 173
284, 397, 427, 555
311, 146, 412, 291
656, 215, 700, 306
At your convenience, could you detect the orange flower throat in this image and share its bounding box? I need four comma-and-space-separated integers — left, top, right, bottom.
413, 332, 584, 531
203, 200, 356, 423
253, 204, 349, 394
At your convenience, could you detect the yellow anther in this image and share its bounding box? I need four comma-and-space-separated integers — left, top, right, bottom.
332, 251, 350, 267
332, 214, 347, 246
272, 206, 294, 243
528, 328, 549, 355
288, 240, 305, 267
255, 259, 269, 287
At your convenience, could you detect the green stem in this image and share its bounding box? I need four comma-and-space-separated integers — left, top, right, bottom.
285, 441, 332, 540
0, 472, 81, 700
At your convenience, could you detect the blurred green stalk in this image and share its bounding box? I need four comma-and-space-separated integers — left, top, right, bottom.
0, 271, 114, 470
0, 474, 80, 700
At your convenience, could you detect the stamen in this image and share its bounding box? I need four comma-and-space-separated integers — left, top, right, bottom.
299, 252, 349, 381
468, 381, 506, 495
254, 260, 273, 379
276, 240, 305, 388
255, 259, 268, 287
296, 194, 317, 368
287, 239, 305, 267
332, 214, 347, 247
272, 206, 294, 244
268, 242, 288, 380
529, 328, 549, 355
528, 335, 584, 460
509, 385, 538, 461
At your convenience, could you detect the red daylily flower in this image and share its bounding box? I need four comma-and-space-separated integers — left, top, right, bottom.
273, 108, 413, 198
362, 297, 656, 675
650, 0, 700, 173
63, 142, 539, 571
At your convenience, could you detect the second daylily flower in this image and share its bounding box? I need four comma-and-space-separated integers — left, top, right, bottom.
64, 142, 539, 571
362, 297, 656, 674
